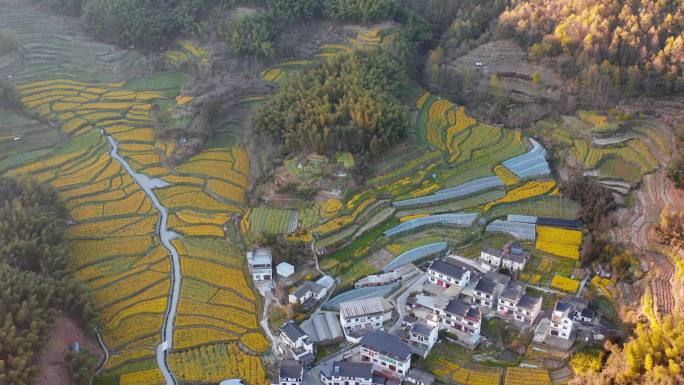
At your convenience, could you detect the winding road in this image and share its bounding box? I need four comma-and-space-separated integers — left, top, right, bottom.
106, 135, 181, 385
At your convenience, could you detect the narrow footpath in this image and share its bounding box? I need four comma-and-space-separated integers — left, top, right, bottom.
106, 135, 181, 385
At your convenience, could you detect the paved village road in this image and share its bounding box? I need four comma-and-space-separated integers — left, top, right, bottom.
107, 135, 180, 385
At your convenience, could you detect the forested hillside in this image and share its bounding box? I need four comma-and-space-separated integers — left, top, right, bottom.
498, 0, 684, 97
0, 177, 94, 385
254, 49, 409, 161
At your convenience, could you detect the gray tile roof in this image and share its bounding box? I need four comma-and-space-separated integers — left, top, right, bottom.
517, 293, 542, 310
554, 301, 572, 313
482, 247, 505, 257
408, 368, 435, 385
474, 277, 497, 294
429, 260, 467, 280
293, 280, 325, 299
503, 251, 528, 264
411, 321, 434, 337
500, 285, 524, 301
323, 361, 373, 379
281, 320, 307, 341
279, 360, 303, 378
361, 330, 412, 361
445, 298, 469, 317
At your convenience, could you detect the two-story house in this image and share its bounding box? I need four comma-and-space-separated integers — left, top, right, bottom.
549, 301, 575, 339
320, 361, 373, 385
289, 281, 327, 305
280, 321, 314, 365
514, 293, 542, 324
472, 277, 501, 309
276, 360, 303, 385
339, 297, 393, 335
247, 247, 273, 281
409, 320, 439, 357
501, 248, 529, 272
497, 285, 524, 317
480, 247, 505, 267
360, 330, 413, 378
442, 297, 482, 338
427, 259, 471, 289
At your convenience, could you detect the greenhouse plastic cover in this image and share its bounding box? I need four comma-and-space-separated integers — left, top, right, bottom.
393, 176, 504, 207
382, 242, 448, 272
507, 214, 538, 224
503, 138, 551, 178
323, 282, 400, 309
384, 213, 478, 237
486, 220, 537, 240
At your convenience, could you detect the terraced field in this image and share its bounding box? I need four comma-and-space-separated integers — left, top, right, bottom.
7, 73, 266, 385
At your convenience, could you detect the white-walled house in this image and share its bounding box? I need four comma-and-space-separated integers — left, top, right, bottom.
550, 301, 575, 339
276, 360, 303, 385
427, 260, 471, 289
360, 330, 413, 378
442, 298, 482, 339
409, 320, 439, 357
497, 284, 542, 325
514, 293, 542, 324
289, 281, 327, 304
247, 248, 273, 281
339, 297, 392, 334
472, 277, 501, 309
280, 321, 314, 365
480, 247, 505, 267
320, 361, 373, 385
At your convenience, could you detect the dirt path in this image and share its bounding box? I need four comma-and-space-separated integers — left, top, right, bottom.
37, 317, 104, 385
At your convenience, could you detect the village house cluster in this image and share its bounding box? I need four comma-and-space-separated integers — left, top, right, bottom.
269, 242, 602, 385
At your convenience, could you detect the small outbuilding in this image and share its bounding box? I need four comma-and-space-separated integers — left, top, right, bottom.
277, 262, 295, 278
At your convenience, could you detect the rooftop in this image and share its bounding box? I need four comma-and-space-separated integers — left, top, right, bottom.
293, 280, 326, 299
361, 330, 412, 361
322, 361, 373, 379
407, 368, 435, 385
281, 320, 307, 341
482, 247, 505, 257
500, 284, 524, 301
411, 321, 435, 337
517, 293, 542, 310
474, 277, 497, 294
340, 296, 393, 318
429, 260, 468, 280
502, 250, 528, 264
279, 360, 303, 378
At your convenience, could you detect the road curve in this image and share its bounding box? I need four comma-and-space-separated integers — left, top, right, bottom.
106, 135, 181, 385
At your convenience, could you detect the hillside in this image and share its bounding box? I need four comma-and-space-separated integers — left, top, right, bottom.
1, 1, 683, 385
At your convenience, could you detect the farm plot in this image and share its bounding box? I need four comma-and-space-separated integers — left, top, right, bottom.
504, 367, 551, 385
535, 226, 582, 260
429, 357, 501, 385
247, 207, 296, 235
521, 254, 576, 286
574, 138, 658, 180
12, 73, 265, 383
7, 135, 169, 370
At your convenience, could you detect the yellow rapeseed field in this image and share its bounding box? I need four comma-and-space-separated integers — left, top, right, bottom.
536, 226, 582, 260
483, 180, 556, 211
550, 275, 580, 292
493, 164, 520, 186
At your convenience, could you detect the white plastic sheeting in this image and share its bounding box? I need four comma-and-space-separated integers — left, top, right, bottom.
393, 176, 504, 207
382, 242, 448, 272
384, 213, 478, 237
503, 138, 551, 178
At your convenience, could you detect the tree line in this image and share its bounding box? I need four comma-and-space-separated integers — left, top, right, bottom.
222, 0, 398, 58
254, 48, 409, 163
571, 315, 684, 385
35, 0, 398, 51
0, 176, 95, 385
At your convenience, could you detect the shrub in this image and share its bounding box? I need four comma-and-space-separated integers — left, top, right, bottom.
0, 81, 21, 111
